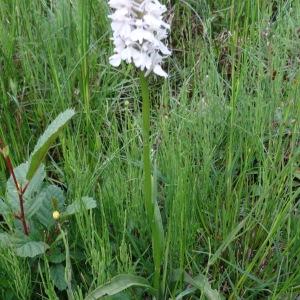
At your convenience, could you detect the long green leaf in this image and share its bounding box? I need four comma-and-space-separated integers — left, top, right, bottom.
84, 274, 155, 300
208, 218, 247, 266
15, 241, 49, 258
64, 196, 97, 216
26, 109, 75, 180
173, 270, 221, 300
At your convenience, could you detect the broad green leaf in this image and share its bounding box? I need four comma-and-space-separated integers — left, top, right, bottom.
84, 274, 155, 300
48, 248, 65, 264
24, 164, 46, 216
15, 241, 49, 258
0, 198, 10, 216
64, 196, 96, 216
173, 270, 221, 300
35, 185, 65, 227
26, 108, 75, 181
6, 163, 45, 214
0, 233, 17, 248
26, 190, 46, 219
24, 163, 45, 199
50, 264, 68, 291
190, 274, 222, 300
0, 232, 33, 250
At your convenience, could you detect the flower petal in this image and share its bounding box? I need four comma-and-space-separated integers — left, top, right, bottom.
109, 54, 122, 67
153, 65, 168, 78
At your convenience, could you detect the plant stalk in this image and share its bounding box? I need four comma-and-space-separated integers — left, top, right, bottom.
80, 0, 90, 121
139, 73, 160, 296
7, 156, 29, 235
140, 73, 153, 221
0, 142, 29, 235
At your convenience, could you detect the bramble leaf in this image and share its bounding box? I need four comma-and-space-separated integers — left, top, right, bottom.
6, 163, 45, 214
15, 240, 49, 258
0, 232, 49, 258
173, 270, 221, 300
0, 233, 17, 248
35, 185, 65, 227
64, 196, 97, 216
0, 198, 10, 216
26, 109, 75, 181
50, 264, 68, 291
48, 248, 65, 264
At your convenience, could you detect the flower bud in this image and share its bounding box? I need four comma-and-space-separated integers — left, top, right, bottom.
52, 211, 60, 220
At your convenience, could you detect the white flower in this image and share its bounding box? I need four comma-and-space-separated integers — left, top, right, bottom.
108, 0, 171, 78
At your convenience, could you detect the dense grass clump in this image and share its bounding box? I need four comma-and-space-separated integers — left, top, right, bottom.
1, 0, 300, 299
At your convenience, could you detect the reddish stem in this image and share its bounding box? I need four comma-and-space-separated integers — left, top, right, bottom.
22, 181, 30, 194
14, 213, 21, 220
5, 156, 19, 190
1, 143, 29, 235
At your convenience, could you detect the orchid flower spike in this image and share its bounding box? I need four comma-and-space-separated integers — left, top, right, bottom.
108, 0, 171, 78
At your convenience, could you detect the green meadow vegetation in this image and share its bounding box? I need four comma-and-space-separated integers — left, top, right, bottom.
1, 0, 300, 299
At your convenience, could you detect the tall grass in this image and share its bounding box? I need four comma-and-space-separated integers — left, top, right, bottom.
1, 0, 300, 299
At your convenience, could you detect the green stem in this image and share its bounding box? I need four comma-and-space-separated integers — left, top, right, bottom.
80, 0, 90, 120
58, 224, 74, 300
139, 73, 160, 296
140, 73, 152, 219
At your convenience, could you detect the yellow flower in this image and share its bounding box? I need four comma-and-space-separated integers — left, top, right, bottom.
52, 211, 60, 220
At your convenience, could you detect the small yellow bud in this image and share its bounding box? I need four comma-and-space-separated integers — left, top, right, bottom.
124, 100, 129, 107
2, 146, 9, 158
52, 211, 60, 220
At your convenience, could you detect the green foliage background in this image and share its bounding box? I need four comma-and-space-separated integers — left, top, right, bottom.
1, 0, 300, 299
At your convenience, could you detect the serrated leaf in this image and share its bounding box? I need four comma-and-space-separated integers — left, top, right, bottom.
27, 109, 75, 181
6, 163, 45, 214
173, 270, 221, 300
36, 185, 65, 227
0, 232, 33, 249
0, 198, 10, 216
50, 264, 68, 291
26, 190, 46, 219
84, 274, 155, 300
24, 164, 45, 197
15, 241, 49, 258
24, 165, 46, 216
64, 196, 96, 216
70, 248, 86, 262
0, 233, 17, 248
48, 248, 65, 264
